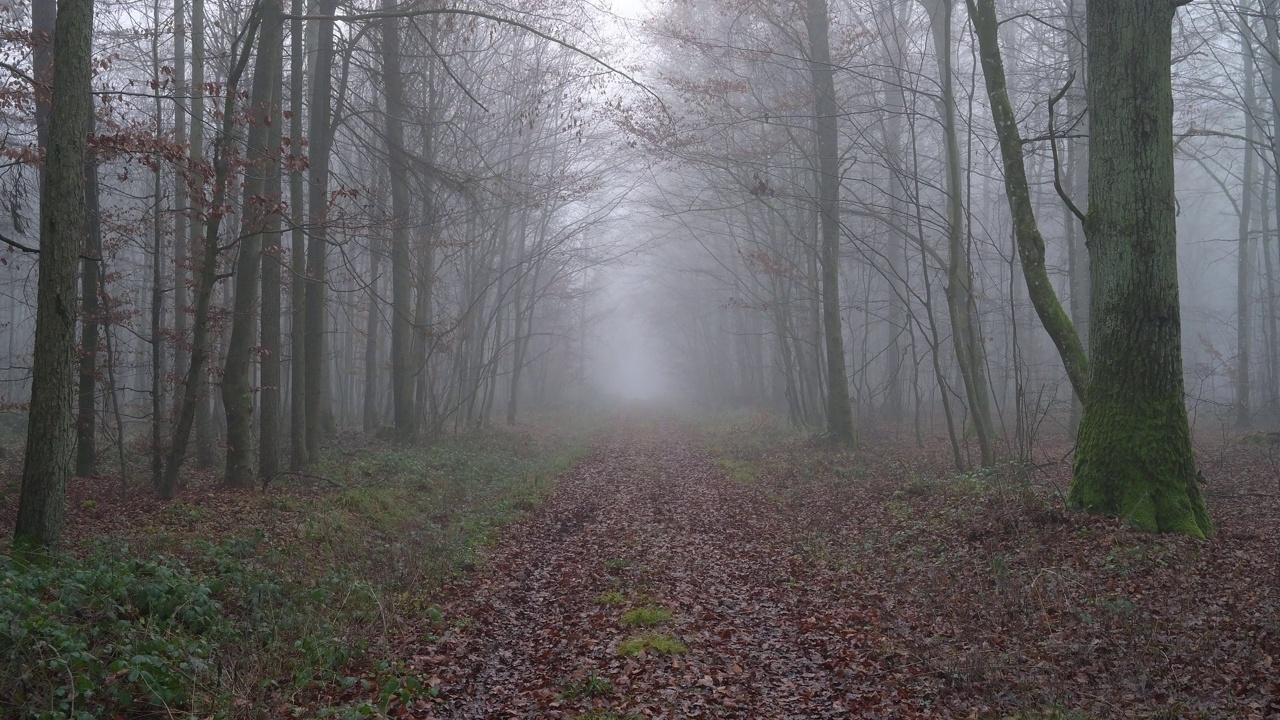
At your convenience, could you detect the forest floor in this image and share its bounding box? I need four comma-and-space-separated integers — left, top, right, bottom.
2, 414, 1279, 720
329, 416, 1280, 720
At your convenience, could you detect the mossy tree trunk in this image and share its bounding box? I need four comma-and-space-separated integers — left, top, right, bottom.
967, 0, 1089, 402
1070, 0, 1211, 537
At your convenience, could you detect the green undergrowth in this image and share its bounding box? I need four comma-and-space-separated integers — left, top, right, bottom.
617, 632, 687, 657
619, 604, 672, 628
0, 428, 589, 719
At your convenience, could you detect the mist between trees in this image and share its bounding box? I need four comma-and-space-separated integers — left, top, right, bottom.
11, 0, 1280, 552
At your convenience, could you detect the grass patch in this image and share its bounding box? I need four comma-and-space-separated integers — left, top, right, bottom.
596, 590, 628, 606
561, 670, 614, 699
617, 632, 687, 657
0, 428, 589, 719
714, 457, 757, 485
602, 557, 631, 573
620, 604, 672, 627
993, 710, 1098, 720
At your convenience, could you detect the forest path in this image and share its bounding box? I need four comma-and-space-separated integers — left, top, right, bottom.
403, 419, 906, 719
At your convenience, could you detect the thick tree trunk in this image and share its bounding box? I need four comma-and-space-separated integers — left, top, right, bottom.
803, 0, 854, 445
1071, 0, 1211, 537
75, 116, 101, 477
13, 0, 94, 553
222, 0, 283, 487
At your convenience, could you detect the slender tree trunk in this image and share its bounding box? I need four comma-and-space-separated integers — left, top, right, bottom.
1265, 172, 1280, 420
381, 0, 416, 443
173, 0, 189, 399
303, 0, 337, 462
968, 0, 1089, 401
150, 0, 167, 491
190, 0, 213, 471
1065, 0, 1089, 429
804, 0, 853, 445
363, 233, 382, 432
926, 0, 995, 465
1071, 0, 1211, 537
259, 43, 285, 482
288, 0, 307, 468
163, 13, 261, 494
1238, 24, 1258, 427
13, 0, 94, 554
222, 0, 283, 487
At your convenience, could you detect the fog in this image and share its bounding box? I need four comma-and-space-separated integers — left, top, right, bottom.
0, 0, 1274, 479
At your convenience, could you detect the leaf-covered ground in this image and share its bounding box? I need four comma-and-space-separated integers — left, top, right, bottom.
2, 417, 1276, 718
361, 419, 1279, 720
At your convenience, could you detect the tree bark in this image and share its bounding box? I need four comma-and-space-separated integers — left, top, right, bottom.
259, 28, 285, 482
303, 0, 337, 462
381, 0, 416, 443
222, 0, 283, 488
967, 0, 1089, 402
1238, 22, 1258, 428
803, 0, 854, 445
13, 0, 95, 554
172, 0, 189, 403
1071, 0, 1211, 537
926, 0, 995, 466
75, 113, 101, 477
288, 0, 307, 468
163, 12, 261, 495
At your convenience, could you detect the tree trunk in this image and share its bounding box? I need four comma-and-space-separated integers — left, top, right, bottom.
163, 12, 261, 495
304, 0, 337, 462
75, 113, 101, 477
363, 232, 382, 432
1238, 23, 1258, 428
222, 0, 283, 488
288, 0, 307, 468
967, 0, 1089, 401
13, 0, 94, 554
926, 0, 995, 465
381, 0, 416, 443
172, 0, 189, 404
803, 0, 854, 445
259, 40, 285, 482
150, 0, 167, 492
1070, 0, 1211, 537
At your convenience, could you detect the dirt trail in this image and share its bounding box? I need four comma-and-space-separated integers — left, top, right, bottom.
406, 422, 912, 719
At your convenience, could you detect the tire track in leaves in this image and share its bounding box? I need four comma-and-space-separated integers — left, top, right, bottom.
403, 422, 926, 719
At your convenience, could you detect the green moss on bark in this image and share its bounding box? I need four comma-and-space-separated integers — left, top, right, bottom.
1071, 397, 1211, 538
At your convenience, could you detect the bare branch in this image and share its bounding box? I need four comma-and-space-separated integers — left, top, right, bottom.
1048, 72, 1087, 226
